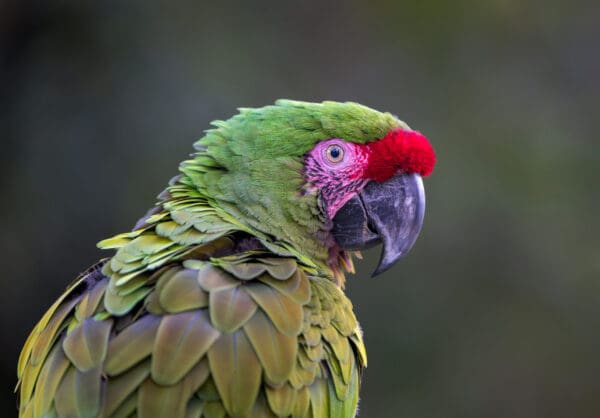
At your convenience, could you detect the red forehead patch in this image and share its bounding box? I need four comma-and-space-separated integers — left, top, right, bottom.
360, 128, 435, 182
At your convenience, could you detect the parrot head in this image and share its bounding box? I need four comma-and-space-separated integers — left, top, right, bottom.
180, 100, 435, 281
306, 128, 434, 276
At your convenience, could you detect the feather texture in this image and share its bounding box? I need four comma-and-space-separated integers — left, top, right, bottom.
18, 250, 365, 417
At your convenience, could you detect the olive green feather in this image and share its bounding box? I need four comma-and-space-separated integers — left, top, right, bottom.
18, 253, 366, 417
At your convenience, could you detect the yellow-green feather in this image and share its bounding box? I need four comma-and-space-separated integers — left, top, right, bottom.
18, 251, 366, 417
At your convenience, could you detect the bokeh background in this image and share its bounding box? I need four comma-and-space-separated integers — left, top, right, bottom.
2, 1, 599, 417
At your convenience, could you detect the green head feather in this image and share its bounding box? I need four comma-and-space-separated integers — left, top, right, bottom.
99, 100, 406, 288
180, 100, 404, 275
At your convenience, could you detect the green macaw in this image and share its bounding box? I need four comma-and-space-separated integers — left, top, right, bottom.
17, 100, 435, 418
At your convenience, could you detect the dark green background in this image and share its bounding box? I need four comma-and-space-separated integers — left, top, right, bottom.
2, 1, 599, 417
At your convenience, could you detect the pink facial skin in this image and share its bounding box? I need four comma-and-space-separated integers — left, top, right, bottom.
304, 139, 369, 219
303, 129, 435, 221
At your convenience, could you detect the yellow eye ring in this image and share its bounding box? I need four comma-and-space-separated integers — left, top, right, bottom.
325, 144, 344, 163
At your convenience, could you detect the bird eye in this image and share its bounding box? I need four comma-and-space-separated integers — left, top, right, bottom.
325, 144, 344, 163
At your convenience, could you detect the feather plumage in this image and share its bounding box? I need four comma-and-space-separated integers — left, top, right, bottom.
18, 249, 365, 417
16, 100, 424, 417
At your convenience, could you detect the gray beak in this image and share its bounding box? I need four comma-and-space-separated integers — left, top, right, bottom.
331, 173, 426, 277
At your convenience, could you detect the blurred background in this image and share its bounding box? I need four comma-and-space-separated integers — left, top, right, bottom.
1, 0, 599, 417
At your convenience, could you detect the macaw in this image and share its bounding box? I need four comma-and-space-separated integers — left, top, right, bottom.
17, 100, 435, 418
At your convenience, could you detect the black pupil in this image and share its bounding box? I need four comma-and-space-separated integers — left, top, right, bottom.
330, 147, 340, 159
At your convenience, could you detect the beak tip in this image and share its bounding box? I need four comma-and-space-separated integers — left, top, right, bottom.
371, 255, 396, 277
371, 265, 389, 278
371, 248, 411, 277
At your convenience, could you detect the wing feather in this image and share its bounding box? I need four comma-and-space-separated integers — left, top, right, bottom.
18, 246, 366, 418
